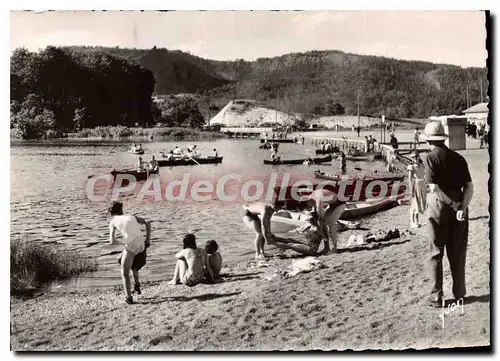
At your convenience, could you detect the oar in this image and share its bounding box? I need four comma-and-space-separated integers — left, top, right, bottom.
185, 152, 201, 166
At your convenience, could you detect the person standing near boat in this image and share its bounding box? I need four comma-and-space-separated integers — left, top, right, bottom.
356, 126, 361, 137
422, 121, 474, 307
413, 127, 421, 149
339, 151, 347, 174
108, 202, 151, 304
305, 188, 346, 254
148, 155, 159, 172
136, 157, 145, 172
407, 152, 427, 228
390, 134, 399, 152
242, 203, 276, 259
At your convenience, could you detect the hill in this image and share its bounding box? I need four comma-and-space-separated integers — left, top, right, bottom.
67, 46, 488, 119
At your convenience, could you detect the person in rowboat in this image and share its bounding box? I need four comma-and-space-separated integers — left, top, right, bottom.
131, 143, 137, 152
188, 145, 198, 156
108, 202, 151, 304
209, 148, 218, 158
165, 150, 174, 161
173, 146, 182, 156
148, 155, 159, 172
271, 148, 280, 163
303, 157, 314, 165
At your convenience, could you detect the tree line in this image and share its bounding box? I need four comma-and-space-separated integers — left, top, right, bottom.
11, 46, 488, 139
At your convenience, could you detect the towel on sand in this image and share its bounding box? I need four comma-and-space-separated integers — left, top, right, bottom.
285, 256, 327, 277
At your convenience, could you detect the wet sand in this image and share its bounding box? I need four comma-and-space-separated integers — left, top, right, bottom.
10, 140, 490, 350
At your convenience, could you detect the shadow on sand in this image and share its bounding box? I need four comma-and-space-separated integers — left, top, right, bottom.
469, 215, 489, 221
338, 239, 412, 254
140, 291, 242, 305
443, 294, 490, 306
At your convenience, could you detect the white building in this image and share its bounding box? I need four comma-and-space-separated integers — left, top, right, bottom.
462, 102, 489, 125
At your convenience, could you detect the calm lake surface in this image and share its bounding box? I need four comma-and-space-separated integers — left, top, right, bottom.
11, 130, 416, 291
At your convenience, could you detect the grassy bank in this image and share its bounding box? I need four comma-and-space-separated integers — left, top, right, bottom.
11, 238, 98, 296
67, 126, 228, 140
10, 126, 228, 141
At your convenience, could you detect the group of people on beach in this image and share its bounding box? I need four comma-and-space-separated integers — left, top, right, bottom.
109, 121, 474, 308
108, 201, 222, 304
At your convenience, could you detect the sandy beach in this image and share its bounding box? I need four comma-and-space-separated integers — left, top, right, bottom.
10, 145, 490, 351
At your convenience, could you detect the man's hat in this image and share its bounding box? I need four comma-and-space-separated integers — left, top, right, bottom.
422, 121, 449, 141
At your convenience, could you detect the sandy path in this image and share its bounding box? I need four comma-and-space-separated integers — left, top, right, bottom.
10, 147, 490, 350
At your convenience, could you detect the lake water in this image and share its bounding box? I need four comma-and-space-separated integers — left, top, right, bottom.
10, 130, 414, 292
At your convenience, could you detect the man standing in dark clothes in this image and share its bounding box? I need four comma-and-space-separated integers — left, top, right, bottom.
422, 122, 474, 307
356, 126, 361, 137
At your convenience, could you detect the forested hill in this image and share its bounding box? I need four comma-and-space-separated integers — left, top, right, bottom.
67, 46, 488, 119
10, 45, 488, 139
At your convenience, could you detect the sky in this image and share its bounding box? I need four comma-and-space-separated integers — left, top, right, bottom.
10, 10, 488, 67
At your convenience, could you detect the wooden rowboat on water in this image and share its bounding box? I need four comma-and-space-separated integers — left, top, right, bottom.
264, 155, 332, 165
315, 147, 340, 155
157, 156, 223, 167
110, 168, 159, 181
128, 149, 145, 155
260, 138, 295, 144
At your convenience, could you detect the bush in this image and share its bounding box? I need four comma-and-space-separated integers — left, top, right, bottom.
11, 238, 98, 295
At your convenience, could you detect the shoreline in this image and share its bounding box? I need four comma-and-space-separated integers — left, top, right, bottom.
10, 142, 490, 351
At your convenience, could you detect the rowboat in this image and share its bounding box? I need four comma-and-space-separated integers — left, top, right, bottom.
111, 168, 159, 181
264, 155, 332, 165
272, 180, 405, 210
315, 147, 340, 155
157, 156, 223, 167
271, 212, 360, 229
128, 149, 145, 155
259, 143, 279, 150
272, 197, 399, 221
260, 138, 295, 144
314, 169, 405, 183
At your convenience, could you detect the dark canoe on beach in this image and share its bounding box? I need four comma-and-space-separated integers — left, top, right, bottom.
263, 155, 332, 165
272, 197, 399, 221
157, 156, 223, 167
343, 153, 379, 162
260, 138, 295, 144
272, 180, 405, 210
314, 169, 405, 183
111, 168, 159, 181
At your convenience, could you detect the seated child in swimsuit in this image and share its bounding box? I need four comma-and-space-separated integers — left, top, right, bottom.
205, 240, 222, 281
168, 234, 214, 286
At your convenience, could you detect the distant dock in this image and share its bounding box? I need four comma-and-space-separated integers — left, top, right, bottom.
220, 127, 273, 138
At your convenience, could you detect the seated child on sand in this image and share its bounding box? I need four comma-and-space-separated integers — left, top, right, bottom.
205, 240, 222, 280
168, 234, 214, 286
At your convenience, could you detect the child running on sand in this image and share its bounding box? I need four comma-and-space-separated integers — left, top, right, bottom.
169, 234, 214, 286
205, 240, 222, 280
